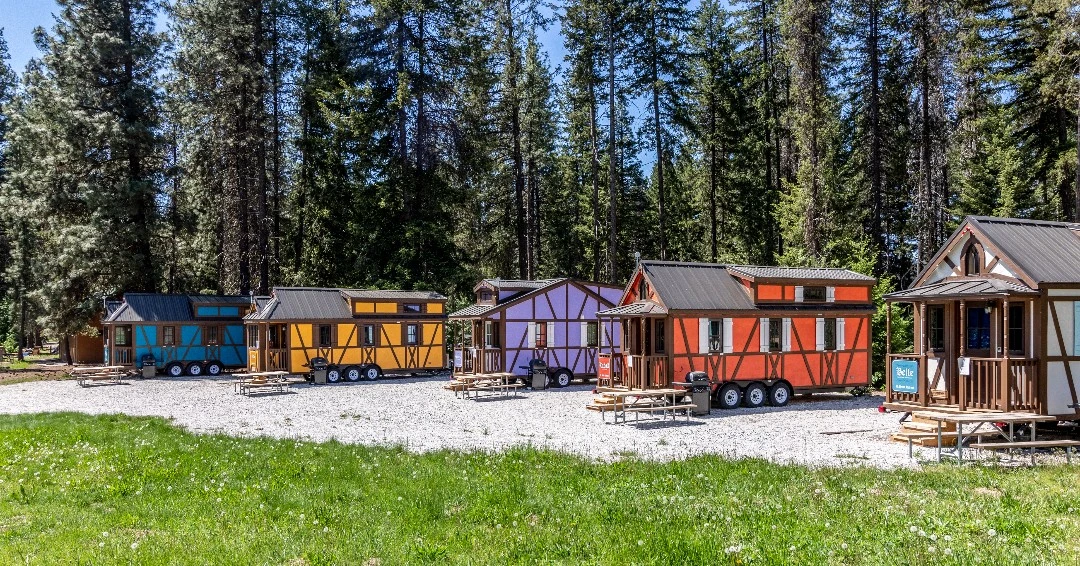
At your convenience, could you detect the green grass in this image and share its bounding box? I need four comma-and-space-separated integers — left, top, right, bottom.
1, 414, 1079, 564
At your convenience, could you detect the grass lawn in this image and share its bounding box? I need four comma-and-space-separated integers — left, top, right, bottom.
1, 414, 1078, 564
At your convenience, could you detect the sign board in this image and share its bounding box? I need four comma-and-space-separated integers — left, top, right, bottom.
597, 355, 611, 382
957, 356, 970, 376
890, 359, 919, 394
453, 350, 463, 369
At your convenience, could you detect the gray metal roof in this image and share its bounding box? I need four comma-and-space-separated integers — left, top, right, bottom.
886, 278, 1038, 301
640, 261, 757, 311
596, 301, 669, 316
448, 304, 498, 318
726, 265, 875, 282
474, 278, 561, 292
341, 289, 447, 301
249, 288, 354, 320
105, 294, 248, 323
968, 216, 1080, 284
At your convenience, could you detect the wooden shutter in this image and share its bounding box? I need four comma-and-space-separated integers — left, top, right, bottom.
699, 318, 709, 354
580, 322, 588, 348
826, 287, 836, 303
816, 318, 826, 351
838, 318, 847, 350
782, 318, 791, 351
1073, 303, 1080, 355
759, 318, 769, 352
794, 286, 804, 302
527, 322, 536, 347
547, 322, 555, 348
723, 318, 733, 353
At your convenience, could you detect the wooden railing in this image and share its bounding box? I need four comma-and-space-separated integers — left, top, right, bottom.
113, 347, 133, 366
959, 357, 1040, 413
886, 353, 926, 406
266, 349, 287, 372
454, 348, 503, 375
624, 355, 667, 390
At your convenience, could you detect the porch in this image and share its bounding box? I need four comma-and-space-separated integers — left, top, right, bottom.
597, 301, 670, 389
884, 278, 1042, 414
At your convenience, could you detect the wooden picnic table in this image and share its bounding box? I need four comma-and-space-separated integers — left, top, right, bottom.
446, 373, 523, 400
913, 411, 1060, 463
600, 388, 696, 424
232, 370, 291, 395
72, 365, 128, 386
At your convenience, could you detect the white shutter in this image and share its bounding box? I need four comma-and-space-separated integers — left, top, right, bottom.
794, 286, 804, 302
723, 318, 734, 353
782, 318, 791, 351
699, 318, 710, 354
547, 322, 555, 348
826, 286, 836, 303
527, 322, 536, 347
580, 322, 588, 348
601, 323, 610, 347
759, 318, 769, 352
815, 318, 826, 351
838, 318, 846, 350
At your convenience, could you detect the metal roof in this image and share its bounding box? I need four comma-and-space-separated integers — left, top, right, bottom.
474, 278, 561, 292
967, 216, 1080, 284
596, 301, 669, 316
640, 261, 758, 311
447, 304, 498, 318
886, 278, 1038, 301
248, 288, 354, 320
104, 294, 248, 323
726, 265, 875, 282
340, 289, 447, 301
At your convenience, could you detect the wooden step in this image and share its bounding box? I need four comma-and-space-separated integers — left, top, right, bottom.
899, 421, 955, 433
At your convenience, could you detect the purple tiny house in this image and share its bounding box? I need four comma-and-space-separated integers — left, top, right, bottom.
449, 279, 623, 387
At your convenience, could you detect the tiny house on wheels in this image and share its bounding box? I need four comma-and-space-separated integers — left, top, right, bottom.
884, 216, 1080, 419
244, 287, 448, 381
101, 294, 251, 376
448, 278, 623, 386
596, 261, 875, 408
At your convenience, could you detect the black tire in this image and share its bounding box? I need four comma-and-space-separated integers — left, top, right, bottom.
165, 362, 184, 378
326, 366, 342, 384
743, 382, 767, 408
716, 383, 742, 410
551, 369, 572, 388
344, 365, 362, 382
186, 362, 204, 377
768, 381, 793, 407
205, 360, 223, 376
362, 365, 381, 381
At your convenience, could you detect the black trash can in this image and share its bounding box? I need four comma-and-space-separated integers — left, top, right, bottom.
684, 371, 712, 416
309, 357, 329, 384
528, 358, 548, 390
140, 354, 157, 379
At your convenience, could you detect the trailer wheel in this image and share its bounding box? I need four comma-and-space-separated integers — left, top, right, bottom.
551, 369, 572, 388
186, 362, 204, 377
205, 360, 223, 376
363, 365, 381, 381
768, 381, 793, 407
326, 366, 342, 383
344, 365, 362, 382
165, 362, 184, 378
716, 383, 742, 410
743, 382, 766, 408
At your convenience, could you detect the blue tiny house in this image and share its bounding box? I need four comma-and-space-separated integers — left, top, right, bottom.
101, 294, 251, 376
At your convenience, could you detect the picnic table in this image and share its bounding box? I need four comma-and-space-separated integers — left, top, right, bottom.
232, 370, 291, 395
593, 388, 696, 424
446, 373, 525, 400
72, 365, 128, 386
912, 410, 1069, 464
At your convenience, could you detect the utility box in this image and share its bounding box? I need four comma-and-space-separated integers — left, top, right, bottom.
140, 354, 157, 379
528, 358, 548, 390
310, 357, 328, 385
684, 371, 711, 416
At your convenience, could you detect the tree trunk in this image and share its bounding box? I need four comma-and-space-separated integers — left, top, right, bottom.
607, 11, 618, 282
868, 0, 883, 265
588, 63, 601, 282
651, 16, 665, 260
1075, 93, 1079, 222
60, 335, 72, 365
709, 95, 718, 263
505, 0, 527, 278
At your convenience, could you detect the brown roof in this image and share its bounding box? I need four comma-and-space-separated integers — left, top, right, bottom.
886, 278, 1038, 301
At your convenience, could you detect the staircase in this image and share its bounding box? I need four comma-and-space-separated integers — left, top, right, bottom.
890, 413, 958, 447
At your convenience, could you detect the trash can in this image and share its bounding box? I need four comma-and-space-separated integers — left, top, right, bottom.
140, 354, 157, 379
309, 357, 328, 384
528, 358, 548, 390
684, 371, 712, 416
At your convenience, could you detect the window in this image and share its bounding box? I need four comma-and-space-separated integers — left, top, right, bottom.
164, 326, 176, 346
406, 324, 419, 346
586, 322, 599, 348
535, 322, 548, 347
114, 326, 130, 346
318, 325, 332, 348
484, 321, 499, 348
655, 320, 666, 353
479, 291, 492, 302
928, 306, 945, 351
768, 318, 783, 352
824, 318, 837, 351
402, 303, 422, 313
708, 320, 723, 353
363, 324, 377, 347
967, 307, 991, 351
204, 325, 220, 345
246, 326, 257, 348
803, 286, 826, 302
1008, 304, 1024, 354
964, 245, 981, 275
637, 278, 647, 300
268, 325, 283, 349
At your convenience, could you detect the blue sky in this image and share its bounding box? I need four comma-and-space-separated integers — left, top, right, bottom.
2, 0, 60, 71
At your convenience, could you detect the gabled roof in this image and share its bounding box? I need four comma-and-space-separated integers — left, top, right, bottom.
638, 261, 757, 311
473, 278, 559, 293
247, 288, 353, 321
448, 304, 498, 318
105, 293, 248, 323
726, 265, 875, 283
964, 216, 1080, 284
886, 278, 1038, 301
450, 278, 616, 319
597, 301, 669, 316
341, 289, 446, 301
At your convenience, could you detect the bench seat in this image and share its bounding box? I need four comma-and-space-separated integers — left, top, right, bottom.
970, 439, 1080, 464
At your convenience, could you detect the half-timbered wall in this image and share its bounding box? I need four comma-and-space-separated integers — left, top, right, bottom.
1044, 289, 1080, 415
268, 320, 445, 374
113, 322, 246, 368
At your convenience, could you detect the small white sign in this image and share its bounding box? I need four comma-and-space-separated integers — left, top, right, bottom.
958, 356, 971, 376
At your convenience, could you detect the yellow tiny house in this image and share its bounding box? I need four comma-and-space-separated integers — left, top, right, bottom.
245, 288, 447, 381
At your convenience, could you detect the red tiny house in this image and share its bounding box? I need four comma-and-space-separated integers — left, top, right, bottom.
598, 261, 875, 408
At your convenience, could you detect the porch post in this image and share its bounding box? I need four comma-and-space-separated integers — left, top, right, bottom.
885, 302, 893, 404
959, 300, 967, 411
918, 303, 928, 407
1002, 298, 1010, 412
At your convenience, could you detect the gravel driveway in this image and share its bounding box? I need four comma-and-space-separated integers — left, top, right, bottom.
0, 374, 922, 468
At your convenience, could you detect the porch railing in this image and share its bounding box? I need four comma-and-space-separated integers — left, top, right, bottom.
266, 348, 287, 372
454, 348, 503, 375
959, 357, 1040, 413
886, 353, 927, 406
113, 347, 133, 366
624, 355, 667, 390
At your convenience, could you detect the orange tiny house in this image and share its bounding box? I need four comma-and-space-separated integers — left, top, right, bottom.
597, 261, 875, 408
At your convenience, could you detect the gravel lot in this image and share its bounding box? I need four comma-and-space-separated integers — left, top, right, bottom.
0, 373, 923, 468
